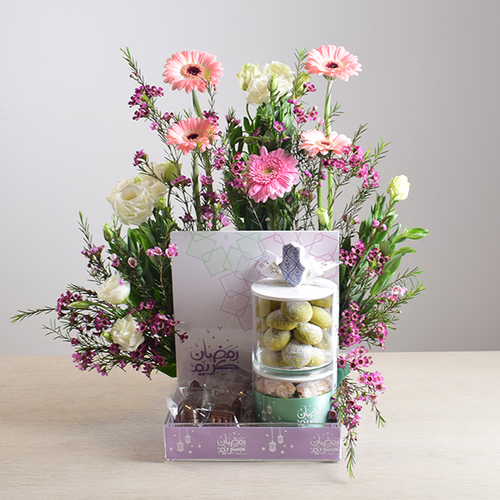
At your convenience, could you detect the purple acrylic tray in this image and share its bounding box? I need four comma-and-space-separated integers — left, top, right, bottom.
164, 408, 341, 461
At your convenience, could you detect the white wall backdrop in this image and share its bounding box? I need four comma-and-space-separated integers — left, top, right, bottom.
1, 0, 499, 355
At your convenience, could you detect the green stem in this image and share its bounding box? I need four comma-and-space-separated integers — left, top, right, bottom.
317, 79, 334, 228
325, 79, 334, 224
192, 154, 202, 230
192, 91, 203, 118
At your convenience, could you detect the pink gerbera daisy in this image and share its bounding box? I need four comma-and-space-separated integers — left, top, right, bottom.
166, 117, 216, 155
305, 45, 361, 81
246, 147, 299, 203
163, 50, 224, 93
300, 129, 351, 156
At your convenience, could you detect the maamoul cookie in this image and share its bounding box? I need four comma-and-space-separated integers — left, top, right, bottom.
295, 377, 332, 398
309, 296, 333, 308
255, 377, 296, 398
281, 300, 313, 323
293, 322, 323, 346
306, 347, 326, 367
264, 328, 291, 351
255, 298, 281, 318
310, 306, 333, 329
315, 332, 332, 350
255, 317, 268, 333
266, 309, 298, 330
281, 339, 313, 368
260, 348, 283, 367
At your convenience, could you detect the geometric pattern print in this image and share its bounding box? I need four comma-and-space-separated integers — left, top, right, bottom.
185, 231, 339, 331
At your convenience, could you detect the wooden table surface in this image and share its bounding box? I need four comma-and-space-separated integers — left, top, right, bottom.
1, 352, 499, 499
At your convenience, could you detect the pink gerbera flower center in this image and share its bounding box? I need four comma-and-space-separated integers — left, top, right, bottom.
181, 64, 204, 79
326, 62, 339, 69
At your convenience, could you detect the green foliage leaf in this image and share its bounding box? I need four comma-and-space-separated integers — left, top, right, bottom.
403, 227, 429, 240
383, 254, 402, 275
370, 255, 402, 296
380, 240, 391, 256
157, 362, 177, 378
392, 246, 416, 257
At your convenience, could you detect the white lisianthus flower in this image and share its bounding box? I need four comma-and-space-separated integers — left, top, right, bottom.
97, 275, 130, 305
137, 174, 168, 202
246, 74, 272, 105
245, 61, 294, 106
146, 161, 179, 184
107, 178, 155, 225
109, 315, 144, 352
387, 175, 411, 201
237, 63, 261, 91
264, 61, 294, 89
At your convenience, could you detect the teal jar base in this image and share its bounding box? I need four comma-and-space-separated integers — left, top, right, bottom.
254, 389, 332, 424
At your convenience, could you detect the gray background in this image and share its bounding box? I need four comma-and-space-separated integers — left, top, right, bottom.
2, 0, 499, 355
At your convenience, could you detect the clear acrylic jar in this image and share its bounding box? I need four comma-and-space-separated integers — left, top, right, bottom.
251, 278, 337, 377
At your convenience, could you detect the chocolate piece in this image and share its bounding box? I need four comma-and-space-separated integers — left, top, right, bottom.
187, 380, 202, 394
177, 398, 202, 423
208, 403, 235, 424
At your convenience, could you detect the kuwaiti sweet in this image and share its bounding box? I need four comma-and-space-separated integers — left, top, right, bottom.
280, 300, 313, 323
255, 317, 268, 333
309, 296, 333, 308
281, 339, 313, 368
315, 332, 332, 350
255, 298, 281, 318
266, 309, 298, 330
293, 322, 324, 346
255, 376, 296, 398
256, 331, 266, 348
295, 377, 332, 398
264, 328, 292, 351
260, 348, 283, 367
306, 347, 326, 367
310, 306, 333, 329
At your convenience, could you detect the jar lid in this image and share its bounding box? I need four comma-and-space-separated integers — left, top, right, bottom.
251, 278, 336, 302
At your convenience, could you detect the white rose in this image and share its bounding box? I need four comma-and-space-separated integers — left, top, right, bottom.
107, 178, 155, 225
237, 63, 261, 91
97, 275, 130, 305
109, 315, 144, 352
387, 175, 411, 201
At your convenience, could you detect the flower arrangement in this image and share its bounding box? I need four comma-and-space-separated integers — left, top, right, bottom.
13, 44, 427, 475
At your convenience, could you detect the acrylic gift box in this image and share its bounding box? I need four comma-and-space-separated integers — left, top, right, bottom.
164, 231, 341, 461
